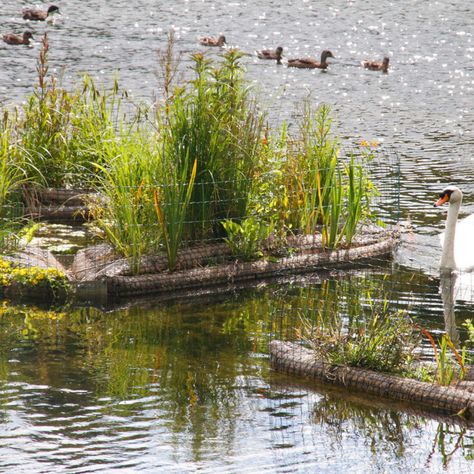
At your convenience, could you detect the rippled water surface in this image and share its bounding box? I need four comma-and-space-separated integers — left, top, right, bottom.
1, 278, 474, 474
1, 0, 474, 472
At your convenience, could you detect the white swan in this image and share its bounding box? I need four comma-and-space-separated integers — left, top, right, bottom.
434, 185, 474, 271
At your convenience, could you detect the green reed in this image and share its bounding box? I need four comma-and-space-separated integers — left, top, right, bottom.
153, 155, 197, 271
255, 103, 377, 251
0, 115, 27, 249
420, 328, 466, 386
13, 34, 124, 189
299, 285, 420, 374
158, 50, 264, 241
91, 131, 160, 274
1, 34, 382, 266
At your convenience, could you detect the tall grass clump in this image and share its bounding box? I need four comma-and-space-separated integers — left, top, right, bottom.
0, 114, 27, 250
91, 132, 160, 274
13, 33, 125, 189
153, 156, 197, 271
299, 290, 420, 374
157, 49, 265, 241
255, 103, 377, 249
420, 328, 466, 386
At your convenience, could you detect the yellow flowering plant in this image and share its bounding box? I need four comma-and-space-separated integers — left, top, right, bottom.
0, 256, 69, 298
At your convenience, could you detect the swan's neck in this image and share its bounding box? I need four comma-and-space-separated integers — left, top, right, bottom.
440, 199, 461, 270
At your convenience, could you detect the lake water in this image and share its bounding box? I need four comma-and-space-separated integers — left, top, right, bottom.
1, 0, 474, 472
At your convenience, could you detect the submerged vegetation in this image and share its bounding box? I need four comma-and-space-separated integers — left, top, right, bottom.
1, 33, 382, 275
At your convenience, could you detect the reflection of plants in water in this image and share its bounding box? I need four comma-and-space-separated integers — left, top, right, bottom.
0, 297, 272, 459
313, 394, 474, 467
312, 394, 418, 457
426, 423, 474, 469
0, 301, 65, 340
222, 293, 298, 353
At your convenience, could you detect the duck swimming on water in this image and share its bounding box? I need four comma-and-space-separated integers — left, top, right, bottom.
199, 35, 226, 47
257, 46, 283, 64
363, 56, 390, 73
287, 50, 335, 69
22, 5, 60, 21
2, 31, 33, 45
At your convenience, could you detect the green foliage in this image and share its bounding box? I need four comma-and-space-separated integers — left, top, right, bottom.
0, 256, 69, 298
159, 50, 264, 241
463, 319, 474, 351
222, 216, 274, 261
0, 115, 27, 250
328, 310, 417, 373
91, 132, 161, 274
153, 158, 197, 271
419, 327, 466, 386
253, 103, 378, 249
1, 34, 382, 269
12, 34, 125, 189
300, 291, 420, 374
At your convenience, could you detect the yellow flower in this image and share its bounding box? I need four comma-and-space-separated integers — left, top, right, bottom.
360, 139, 368, 147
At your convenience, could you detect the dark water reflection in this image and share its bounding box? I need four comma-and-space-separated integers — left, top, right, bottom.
2, 0, 474, 471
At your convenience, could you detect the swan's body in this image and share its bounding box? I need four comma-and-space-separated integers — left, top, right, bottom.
435, 185, 474, 271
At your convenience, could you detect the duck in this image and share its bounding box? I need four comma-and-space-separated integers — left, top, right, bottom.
257, 46, 283, 64
2, 31, 33, 45
363, 56, 389, 73
434, 185, 474, 272
287, 50, 335, 69
22, 4, 60, 21
199, 35, 226, 47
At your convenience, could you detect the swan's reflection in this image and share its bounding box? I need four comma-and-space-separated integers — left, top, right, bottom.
439, 270, 459, 345
439, 269, 474, 345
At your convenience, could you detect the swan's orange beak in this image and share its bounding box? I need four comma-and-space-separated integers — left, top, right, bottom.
434, 194, 449, 207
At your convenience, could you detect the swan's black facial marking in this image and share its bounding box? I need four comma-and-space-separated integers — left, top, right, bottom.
439, 189, 453, 200
434, 189, 453, 207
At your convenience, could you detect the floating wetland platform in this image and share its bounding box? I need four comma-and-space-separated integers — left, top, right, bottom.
270, 340, 474, 420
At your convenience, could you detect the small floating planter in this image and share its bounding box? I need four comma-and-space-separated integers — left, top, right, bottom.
71, 226, 398, 299
270, 340, 474, 419
0, 252, 70, 303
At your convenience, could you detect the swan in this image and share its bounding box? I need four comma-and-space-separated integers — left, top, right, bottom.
434, 185, 474, 271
